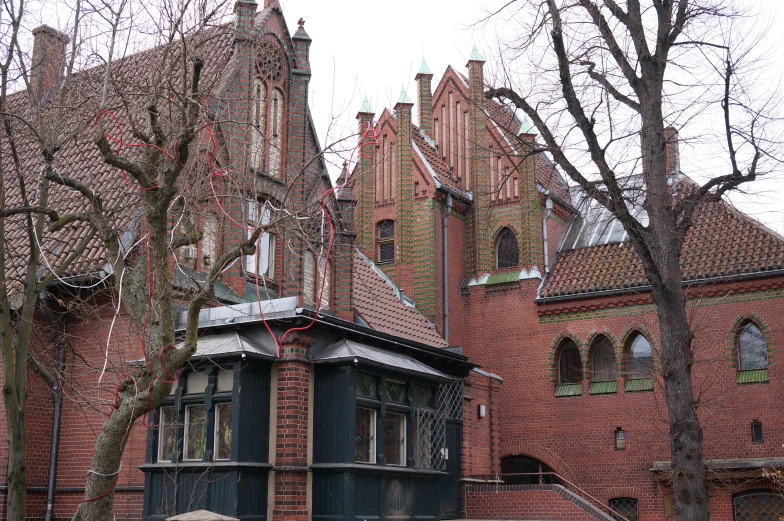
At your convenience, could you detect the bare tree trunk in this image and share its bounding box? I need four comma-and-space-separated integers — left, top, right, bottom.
4, 399, 26, 521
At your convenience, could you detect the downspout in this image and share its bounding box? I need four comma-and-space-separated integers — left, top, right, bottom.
542, 193, 553, 273
442, 193, 453, 343
39, 295, 65, 521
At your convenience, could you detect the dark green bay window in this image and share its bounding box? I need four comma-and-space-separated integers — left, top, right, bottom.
142, 345, 272, 521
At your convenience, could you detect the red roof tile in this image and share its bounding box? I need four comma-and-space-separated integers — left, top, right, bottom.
540, 198, 784, 298
352, 250, 449, 348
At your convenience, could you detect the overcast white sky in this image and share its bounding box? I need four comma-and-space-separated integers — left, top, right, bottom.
279, 0, 784, 233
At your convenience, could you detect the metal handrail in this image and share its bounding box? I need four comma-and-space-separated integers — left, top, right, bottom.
466, 472, 630, 521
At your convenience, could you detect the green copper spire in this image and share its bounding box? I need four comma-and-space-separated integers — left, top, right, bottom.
358, 96, 374, 114
468, 44, 485, 62
417, 58, 432, 76
518, 115, 537, 136
396, 87, 414, 105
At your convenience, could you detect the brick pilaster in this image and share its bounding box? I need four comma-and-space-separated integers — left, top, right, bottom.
355, 102, 375, 253
518, 132, 543, 270
415, 60, 434, 137
394, 92, 414, 266
273, 337, 311, 521
282, 20, 313, 298
467, 50, 490, 274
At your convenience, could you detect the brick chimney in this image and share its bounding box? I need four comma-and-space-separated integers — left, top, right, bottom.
333, 163, 357, 322
30, 26, 69, 104
664, 126, 680, 174
232, 0, 257, 44
415, 58, 434, 137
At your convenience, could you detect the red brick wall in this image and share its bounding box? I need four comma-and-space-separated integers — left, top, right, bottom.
464, 486, 602, 521
462, 371, 502, 478
460, 274, 784, 521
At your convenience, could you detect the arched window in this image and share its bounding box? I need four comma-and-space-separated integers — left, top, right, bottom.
496, 227, 519, 269
246, 199, 275, 279
592, 336, 617, 382
250, 79, 267, 170
737, 322, 768, 371
558, 340, 582, 385
251, 39, 286, 177
268, 87, 285, 177
377, 220, 395, 264
610, 498, 638, 521
733, 491, 784, 521
627, 333, 653, 379
500, 457, 561, 485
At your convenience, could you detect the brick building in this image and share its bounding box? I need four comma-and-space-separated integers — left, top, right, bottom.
2, 0, 783, 520
349, 43, 784, 521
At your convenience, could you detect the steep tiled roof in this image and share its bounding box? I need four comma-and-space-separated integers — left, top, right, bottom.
540, 198, 784, 298
352, 250, 449, 348
0, 16, 260, 301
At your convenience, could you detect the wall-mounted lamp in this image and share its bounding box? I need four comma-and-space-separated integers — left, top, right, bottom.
478, 404, 486, 418
615, 427, 626, 450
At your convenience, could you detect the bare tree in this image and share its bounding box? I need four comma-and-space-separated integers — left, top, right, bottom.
1, 1, 355, 519
483, 2, 780, 520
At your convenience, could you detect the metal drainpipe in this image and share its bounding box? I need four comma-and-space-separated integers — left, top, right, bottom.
442, 193, 453, 343
543, 193, 553, 273
40, 295, 65, 521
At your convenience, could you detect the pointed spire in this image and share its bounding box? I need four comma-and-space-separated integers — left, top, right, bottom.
358, 96, 374, 115
518, 115, 537, 136
396, 86, 414, 105
417, 58, 432, 76
468, 44, 485, 63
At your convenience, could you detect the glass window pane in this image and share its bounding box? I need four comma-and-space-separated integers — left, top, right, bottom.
158, 406, 178, 462
215, 403, 232, 460
355, 407, 375, 463
497, 228, 519, 269
559, 341, 582, 384
738, 323, 768, 371
610, 498, 638, 521
412, 385, 435, 408
383, 412, 405, 466
356, 374, 377, 398
592, 337, 617, 382
185, 405, 207, 461
216, 370, 234, 393
384, 381, 407, 404
186, 372, 208, 394
629, 334, 653, 378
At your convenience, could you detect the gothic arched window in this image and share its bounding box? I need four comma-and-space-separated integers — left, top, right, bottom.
627, 333, 653, 379
558, 340, 582, 385
738, 322, 768, 371
251, 39, 286, 177
496, 227, 519, 269
591, 336, 617, 382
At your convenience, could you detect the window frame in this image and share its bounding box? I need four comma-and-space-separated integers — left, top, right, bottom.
557, 339, 583, 385
737, 321, 769, 372
626, 333, 653, 380
376, 220, 395, 264
157, 405, 178, 463
246, 199, 276, 280
495, 227, 519, 270
609, 497, 639, 521
183, 404, 208, 461
214, 402, 233, 461
733, 490, 784, 521
355, 406, 377, 464
591, 336, 618, 383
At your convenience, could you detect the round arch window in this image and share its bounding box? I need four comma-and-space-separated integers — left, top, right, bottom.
496, 228, 519, 269
500, 457, 561, 485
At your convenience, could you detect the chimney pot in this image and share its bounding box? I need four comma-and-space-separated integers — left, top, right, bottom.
664, 127, 680, 174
